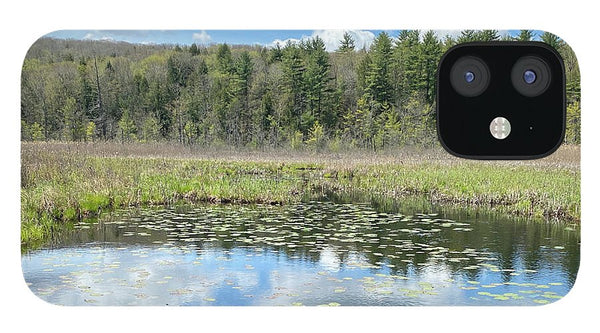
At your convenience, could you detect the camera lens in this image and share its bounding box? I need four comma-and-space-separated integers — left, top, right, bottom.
464, 71, 475, 83
450, 56, 490, 97
511, 56, 551, 97
523, 70, 536, 84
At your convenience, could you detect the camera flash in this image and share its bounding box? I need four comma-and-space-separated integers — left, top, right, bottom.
490, 117, 511, 140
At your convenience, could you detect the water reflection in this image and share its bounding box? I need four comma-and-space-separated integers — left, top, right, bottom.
22, 201, 580, 305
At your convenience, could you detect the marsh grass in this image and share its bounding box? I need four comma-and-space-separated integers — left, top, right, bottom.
20, 142, 580, 246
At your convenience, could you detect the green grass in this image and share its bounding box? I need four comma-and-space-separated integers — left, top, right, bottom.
21, 142, 580, 246
325, 162, 579, 220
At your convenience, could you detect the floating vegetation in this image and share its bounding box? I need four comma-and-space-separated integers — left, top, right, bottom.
325, 302, 341, 306
170, 288, 193, 296
22, 200, 577, 306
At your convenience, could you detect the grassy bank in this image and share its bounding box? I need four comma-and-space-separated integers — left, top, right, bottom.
21, 142, 580, 246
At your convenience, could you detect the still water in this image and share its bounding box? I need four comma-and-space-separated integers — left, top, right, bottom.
22, 200, 580, 306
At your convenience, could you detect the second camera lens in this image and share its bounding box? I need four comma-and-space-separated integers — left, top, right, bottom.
523, 70, 537, 84
511, 56, 551, 97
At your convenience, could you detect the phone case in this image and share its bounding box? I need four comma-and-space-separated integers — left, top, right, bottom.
20, 30, 580, 306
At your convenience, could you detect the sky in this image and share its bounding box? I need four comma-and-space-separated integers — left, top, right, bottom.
45, 30, 537, 52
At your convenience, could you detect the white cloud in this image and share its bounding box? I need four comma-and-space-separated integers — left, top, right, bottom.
270, 37, 302, 48
313, 30, 375, 51
82, 31, 114, 42
268, 30, 376, 52
192, 30, 212, 44
429, 30, 512, 41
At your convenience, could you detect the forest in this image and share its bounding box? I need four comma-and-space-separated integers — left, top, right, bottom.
21, 30, 581, 150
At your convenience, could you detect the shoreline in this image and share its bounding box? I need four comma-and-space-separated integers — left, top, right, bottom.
21, 142, 581, 247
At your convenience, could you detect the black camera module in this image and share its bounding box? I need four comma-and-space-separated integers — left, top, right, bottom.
511, 56, 551, 97
437, 42, 565, 159
449, 56, 490, 97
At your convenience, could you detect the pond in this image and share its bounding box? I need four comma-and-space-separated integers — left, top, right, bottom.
21, 200, 580, 306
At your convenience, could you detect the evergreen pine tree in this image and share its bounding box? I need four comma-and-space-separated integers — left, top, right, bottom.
337, 32, 356, 53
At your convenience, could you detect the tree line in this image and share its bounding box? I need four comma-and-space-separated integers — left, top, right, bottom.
21, 30, 581, 150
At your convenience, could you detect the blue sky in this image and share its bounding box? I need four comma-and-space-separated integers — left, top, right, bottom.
45, 30, 535, 51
